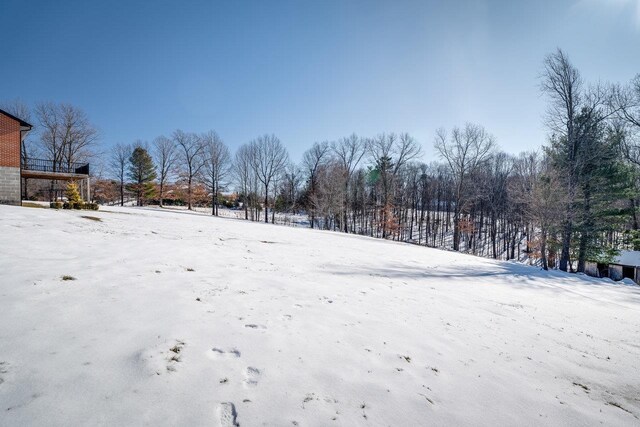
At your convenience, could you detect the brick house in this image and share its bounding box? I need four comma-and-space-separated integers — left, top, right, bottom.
0, 108, 91, 206
0, 109, 32, 205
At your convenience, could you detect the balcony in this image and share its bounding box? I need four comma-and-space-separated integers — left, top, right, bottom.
21, 158, 90, 180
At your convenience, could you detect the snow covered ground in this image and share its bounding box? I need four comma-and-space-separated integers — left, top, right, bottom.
1, 205, 639, 426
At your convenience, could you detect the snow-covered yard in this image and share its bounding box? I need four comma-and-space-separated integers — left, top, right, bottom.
1, 205, 639, 426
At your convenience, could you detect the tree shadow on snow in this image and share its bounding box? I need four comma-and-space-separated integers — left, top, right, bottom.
325, 259, 640, 308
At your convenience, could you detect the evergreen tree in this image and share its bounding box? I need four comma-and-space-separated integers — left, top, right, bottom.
127, 146, 157, 206
558, 110, 634, 271
65, 181, 82, 205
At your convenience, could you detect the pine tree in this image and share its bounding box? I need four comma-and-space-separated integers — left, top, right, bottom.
127, 146, 157, 206
569, 112, 633, 271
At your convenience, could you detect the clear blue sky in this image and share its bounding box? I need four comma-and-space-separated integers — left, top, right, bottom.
1, 0, 639, 162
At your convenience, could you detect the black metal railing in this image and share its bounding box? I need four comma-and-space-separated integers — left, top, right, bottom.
21, 158, 90, 175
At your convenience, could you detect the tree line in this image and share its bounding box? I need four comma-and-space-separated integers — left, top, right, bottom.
4, 48, 640, 272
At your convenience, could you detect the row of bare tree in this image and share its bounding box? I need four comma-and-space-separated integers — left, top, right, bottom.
108, 131, 292, 223
109, 130, 230, 212
4, 48, 640, 272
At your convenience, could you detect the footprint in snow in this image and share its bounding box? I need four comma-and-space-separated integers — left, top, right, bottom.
217, 402, 239, 427
210, 348, 241, 358
0, 361, 8, 385
244, 367, 261, 388
166, 341, 185, 371
244, 324, 266, 329
137, 340, 186, 375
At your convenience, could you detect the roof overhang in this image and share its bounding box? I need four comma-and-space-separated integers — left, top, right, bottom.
20, 126, 32, 142
0, 108, 33, 129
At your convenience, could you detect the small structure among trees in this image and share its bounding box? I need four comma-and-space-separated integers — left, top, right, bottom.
585, 251, 640, 284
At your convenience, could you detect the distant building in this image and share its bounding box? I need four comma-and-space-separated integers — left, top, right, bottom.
585, 251, 640, 284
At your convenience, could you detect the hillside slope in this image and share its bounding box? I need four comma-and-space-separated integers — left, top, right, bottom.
1, 205, 639, 426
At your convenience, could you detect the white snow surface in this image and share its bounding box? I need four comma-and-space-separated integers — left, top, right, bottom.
1, 205, 639, 426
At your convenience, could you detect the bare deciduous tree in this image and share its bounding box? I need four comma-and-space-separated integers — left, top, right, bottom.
302, 141, 330, 228
280, 162, 303, 214
35, 102, 98, 170
312, 160, 345, 230
152, 135, 177, 207
250, 134, 289, 223
234, 143, 256, 220
612, 75, 640, 165
34, 102, 98, 201
109, 143, 132, 206
200, 131, 231, 216
369, 132, 422, 237
173, 129, 205, 210
613, 74, 640, 129
435, 123, 495, 250
332, 134, 366, 232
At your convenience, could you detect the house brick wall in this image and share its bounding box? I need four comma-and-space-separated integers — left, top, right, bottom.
0, 112, 22, 205
0, 112, 21, 168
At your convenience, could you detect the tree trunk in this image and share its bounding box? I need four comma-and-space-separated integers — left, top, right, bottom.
452, 207, 461, 251
577, 185, 593, 273
264, 185, 269, 223
244, 192, 248, 220
541, 229, 548, 270
343, 179, 349, 233
577, 233, 588, 273
187, 176, 193, 210
559, 221, 572, 272
631, 198, 640, 251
